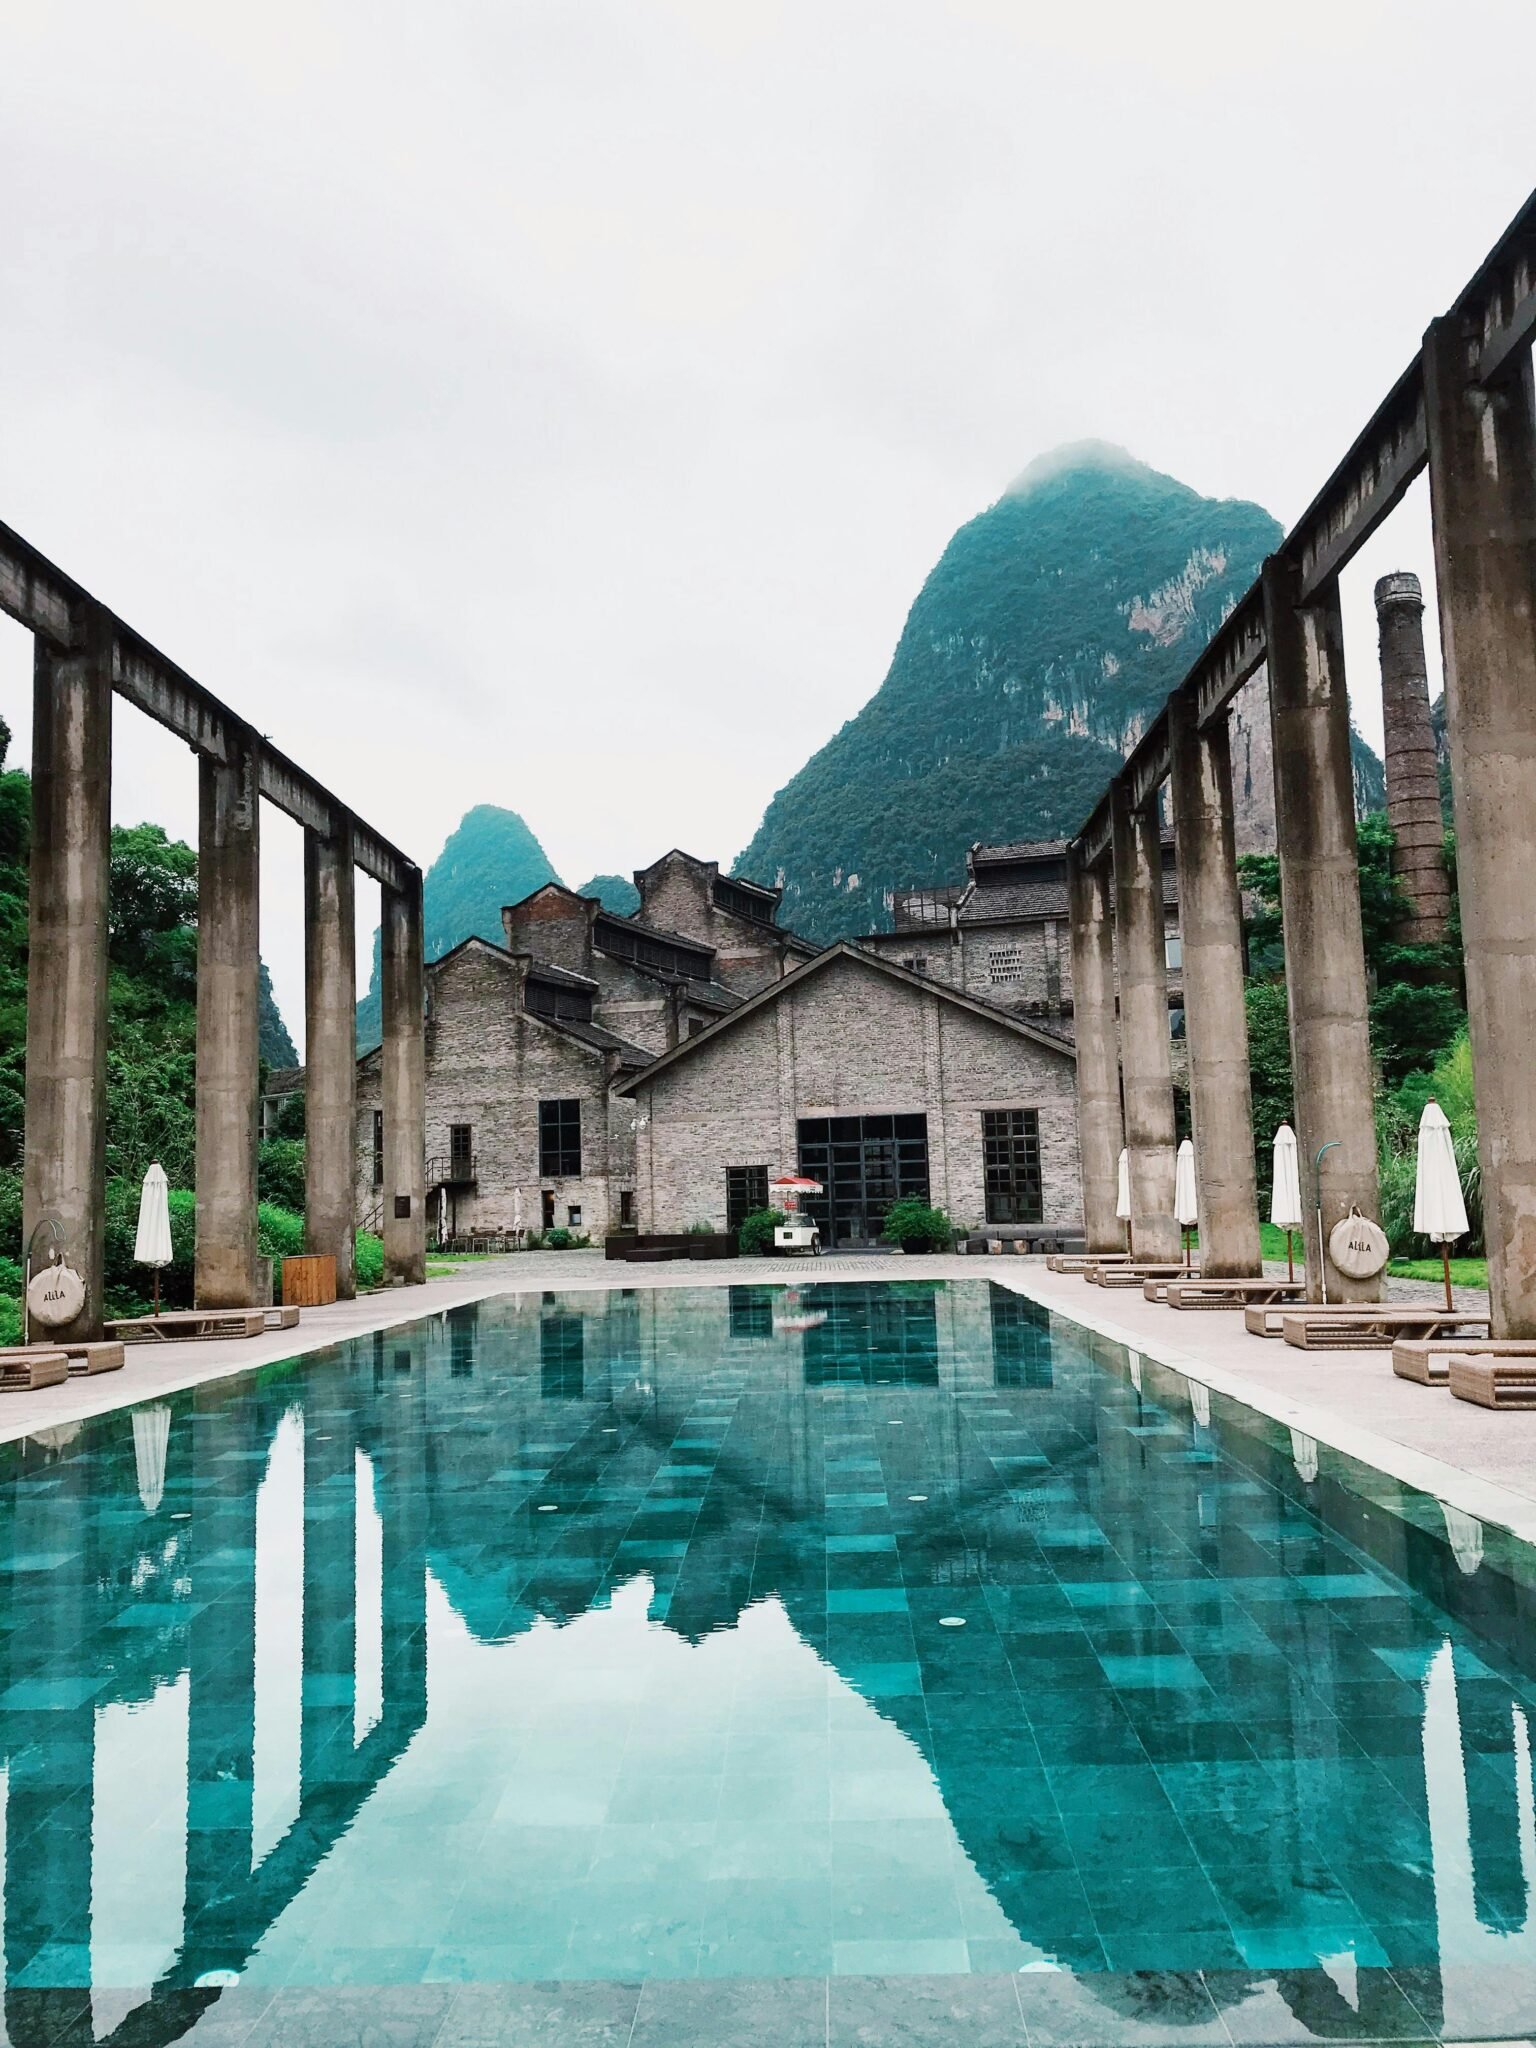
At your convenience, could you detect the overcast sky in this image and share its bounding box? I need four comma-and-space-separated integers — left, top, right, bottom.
3, 0, 1534, 1050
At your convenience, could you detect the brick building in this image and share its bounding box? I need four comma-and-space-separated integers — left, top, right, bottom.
353, 852, 813, 1244
616, 944, 1080, 1246
856, 837, 1183, 1030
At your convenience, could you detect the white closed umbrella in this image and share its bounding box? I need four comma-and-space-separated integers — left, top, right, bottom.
1270, 1123, 1303, 1282
1174, 1138, 1198, 1268
1414, 1098, 1469, 1310
132, 1404, 172, 1515
133, 1162, 172, 1313
1115, 1149, 1131, 1245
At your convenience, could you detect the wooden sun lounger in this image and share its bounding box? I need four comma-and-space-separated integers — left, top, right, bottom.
1047, 1252, 1129, 1274
1147, 1277, 1305, 1311
105, 1306, 300, 1344
1, 1341, 124, 1377
1394, 1337, 1536, 1386
1279, 1306, 1492, 1352
1086, 1262, 1199, 1289
1448, 1354, 1536, 1409
0, 1350, 68, 1392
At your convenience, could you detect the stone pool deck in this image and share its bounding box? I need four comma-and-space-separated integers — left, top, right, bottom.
3, 1247, 1530, 1547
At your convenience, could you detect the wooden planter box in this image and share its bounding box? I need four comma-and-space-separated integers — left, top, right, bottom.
282, 1254, 337, 1308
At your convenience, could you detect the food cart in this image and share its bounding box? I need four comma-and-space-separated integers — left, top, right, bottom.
769, 1175, 823, 1255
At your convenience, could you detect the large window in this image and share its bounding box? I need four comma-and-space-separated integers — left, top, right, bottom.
726, 1165, 769, 1233
539, 1098, 582, 1178
797, 1114, 929, 1246
449, 1123, 474, 1181
983, 1108, 1042, 1224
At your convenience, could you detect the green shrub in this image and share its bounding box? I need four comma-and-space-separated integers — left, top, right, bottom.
542, 1228, 589, 1250
258, 1138, 306, 1213
355, 1231, 384, 1289
256, 1202, 305, 1263
738, 1209, 784, 1255
880, 1199, 952, 1253
685, 1220, 716, 1235
0, 1294, 19, 1346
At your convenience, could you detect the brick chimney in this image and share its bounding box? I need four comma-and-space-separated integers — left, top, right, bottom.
1374, 572, 1450, 943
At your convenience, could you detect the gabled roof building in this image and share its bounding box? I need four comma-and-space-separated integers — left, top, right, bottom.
616, 943, 1080, 1247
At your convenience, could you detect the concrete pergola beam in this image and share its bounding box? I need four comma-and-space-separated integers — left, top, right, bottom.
2, 516, 428, 1318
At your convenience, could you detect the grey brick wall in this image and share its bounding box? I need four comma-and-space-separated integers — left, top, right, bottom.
355, 942, 636, 1240
631, 951, 1080, 1235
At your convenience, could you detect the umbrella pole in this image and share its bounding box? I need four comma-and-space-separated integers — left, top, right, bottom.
1286, 1231, 1294, 1284
153, 1267, 160, 1314
1441, 1241, 1453, 1314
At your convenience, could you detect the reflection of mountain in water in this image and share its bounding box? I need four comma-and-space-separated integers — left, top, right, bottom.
1, 1283, 1535, 2041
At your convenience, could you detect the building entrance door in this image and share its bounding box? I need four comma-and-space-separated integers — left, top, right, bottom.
796, 1114, 930, 1247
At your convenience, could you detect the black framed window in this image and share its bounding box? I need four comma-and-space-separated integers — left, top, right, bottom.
796, 1114, 928, 1246
539, 1098, 581, 1178
983, 1108, 1042, 1224
726, 1165, 769, 1233
372, 1109, 384, 1188
449, 1123, 473, 1180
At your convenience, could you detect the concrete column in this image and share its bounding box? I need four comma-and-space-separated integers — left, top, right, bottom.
195, 729, 262, 1307
1110, 780, 1179, 1261
1261, 557, 1380, 1302
1167, 690, 1262, 1277
304, 819, 357, 1298
1375, 571, 1450, 942
1423, 318, 1536, 1339
1065, 843, 1124, 1252
381, 870, 426, 1285
22, 603, 112, 1342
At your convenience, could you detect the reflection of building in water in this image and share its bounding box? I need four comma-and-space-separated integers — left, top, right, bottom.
3, 1290, 1536, 2040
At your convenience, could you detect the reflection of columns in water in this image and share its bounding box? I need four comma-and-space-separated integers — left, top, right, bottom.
1424, 1644, 1536, 2023
184, 1388, 261, 1955
301, 1417, 358, 1792
252, 1407, 305, 1868
376, 1357, 429, 1735
3, 1440, 96, 2034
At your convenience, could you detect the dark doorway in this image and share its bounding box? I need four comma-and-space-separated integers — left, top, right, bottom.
796, 1114, 929, 1246
726, 1165, 769, 1234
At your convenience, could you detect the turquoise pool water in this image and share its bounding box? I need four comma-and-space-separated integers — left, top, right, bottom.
4, 1278, 1536, 2045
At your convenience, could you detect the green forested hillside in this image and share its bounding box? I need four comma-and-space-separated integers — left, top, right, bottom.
355, 805, 561, 1049
575, 873, 641, 916
736, 444, 1378, 940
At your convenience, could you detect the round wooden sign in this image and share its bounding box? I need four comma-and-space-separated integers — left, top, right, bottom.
27, 1259, 85, 1328
1327, 1208, 1389, 1280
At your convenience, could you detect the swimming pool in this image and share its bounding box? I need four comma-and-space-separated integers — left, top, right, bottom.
3, 1278, 1536, 2044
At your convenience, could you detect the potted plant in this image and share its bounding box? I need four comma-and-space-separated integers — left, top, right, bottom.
880, 1199, 953, 1255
